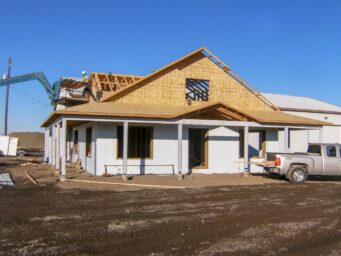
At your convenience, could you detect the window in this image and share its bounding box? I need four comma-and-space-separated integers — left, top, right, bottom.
117, 126, 153, 158
86, 127, 92, 157
73, 130, 79, 154
239, 130, 267, 158
326, 145, 336, 157
185, 79, 209, 101
308, 145, 321, 155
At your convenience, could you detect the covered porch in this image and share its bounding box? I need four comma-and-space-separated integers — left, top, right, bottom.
44, 115, 323, 179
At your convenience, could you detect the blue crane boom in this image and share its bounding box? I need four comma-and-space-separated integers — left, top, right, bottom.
0, 72, 60, 103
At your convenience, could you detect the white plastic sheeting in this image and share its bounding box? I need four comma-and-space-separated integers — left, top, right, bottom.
0, 135, 18, 156
0, 173, 14, 186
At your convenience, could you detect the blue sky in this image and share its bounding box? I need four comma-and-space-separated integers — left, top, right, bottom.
0, 0, 341, 132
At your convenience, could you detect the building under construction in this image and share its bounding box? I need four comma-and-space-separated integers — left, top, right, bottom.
41, 47, 330, 178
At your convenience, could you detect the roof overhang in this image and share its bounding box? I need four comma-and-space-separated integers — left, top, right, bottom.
280, 107, 341, 115
41, 102, 330, 128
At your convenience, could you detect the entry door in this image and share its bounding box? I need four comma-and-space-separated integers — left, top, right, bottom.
188, 129, 208, 169
323, 145, 341, 175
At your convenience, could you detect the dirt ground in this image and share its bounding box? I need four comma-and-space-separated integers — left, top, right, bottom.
9, 132, 44, 150
1, 157, 341, 255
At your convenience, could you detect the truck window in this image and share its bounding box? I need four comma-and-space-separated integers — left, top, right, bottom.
326, 146, 337, 157
307, 145, 321, 155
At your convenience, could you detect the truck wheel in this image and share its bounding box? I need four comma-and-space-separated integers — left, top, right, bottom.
288, 166, 307, 184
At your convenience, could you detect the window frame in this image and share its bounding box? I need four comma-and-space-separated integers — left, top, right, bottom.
116, 126, 154, 159
185, 78, 210, 102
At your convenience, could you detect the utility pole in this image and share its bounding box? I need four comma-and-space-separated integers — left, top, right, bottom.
4, 58, 12, 135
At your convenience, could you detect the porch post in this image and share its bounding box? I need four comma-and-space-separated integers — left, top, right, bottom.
44, 128, 48, 162
48, 127, 52, 165
177, 122, 183, 174
61, 118, 67, 180
56, 122, 60, 170
123, 121, 128, 175
244, 126, 249, 173
52, 125, 56, 167
284, 127, 289, 153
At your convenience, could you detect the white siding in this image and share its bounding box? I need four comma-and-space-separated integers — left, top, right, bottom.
96, 123, 178, 175
186, 126, 240, 174
289, 130, 309, 153
283, 110, 341, 145
72, 123, 96, 175
283, 111, 341, 125
322, 126, 341, 143
209, 127, 240, 174
70, 122, 286, 175
95, 123, 116, 175
266, 129, 280, 153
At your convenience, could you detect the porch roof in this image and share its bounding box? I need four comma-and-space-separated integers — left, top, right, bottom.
41, 101, 330, 127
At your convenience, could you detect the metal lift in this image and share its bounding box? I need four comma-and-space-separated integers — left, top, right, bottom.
0, 71, 97, 106
0, 72, 60, 103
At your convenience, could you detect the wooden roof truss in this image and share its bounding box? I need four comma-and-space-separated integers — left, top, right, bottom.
90, 72, 143, 95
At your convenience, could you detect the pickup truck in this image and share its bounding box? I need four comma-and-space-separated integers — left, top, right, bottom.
265, 143, 341, 184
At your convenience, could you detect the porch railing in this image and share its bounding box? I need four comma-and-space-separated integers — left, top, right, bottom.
104, 164, 175, 175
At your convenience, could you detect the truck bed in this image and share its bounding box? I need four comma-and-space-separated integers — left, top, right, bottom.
266, 152, 309, 161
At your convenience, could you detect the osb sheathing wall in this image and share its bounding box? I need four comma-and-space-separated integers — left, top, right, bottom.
110, 53, 273, 112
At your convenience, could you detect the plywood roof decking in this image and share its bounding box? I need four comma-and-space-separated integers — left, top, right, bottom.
99, 47, 278, 111
42, 102, 241, 125
99, 48, 206, 102
242, 110, 328, 125
201, 48, 278, 111
41, 101, 329, 127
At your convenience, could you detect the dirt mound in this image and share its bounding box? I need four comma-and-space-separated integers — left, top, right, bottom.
9, 132, 44, 150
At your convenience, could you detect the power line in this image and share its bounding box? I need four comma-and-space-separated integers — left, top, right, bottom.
11, 86, 50, 107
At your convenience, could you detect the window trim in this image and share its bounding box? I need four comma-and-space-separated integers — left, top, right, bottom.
116, 126, 154, 160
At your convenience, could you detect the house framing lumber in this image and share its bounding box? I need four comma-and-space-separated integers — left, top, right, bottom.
89, 72, 143, 100
98, 47, 278, 111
